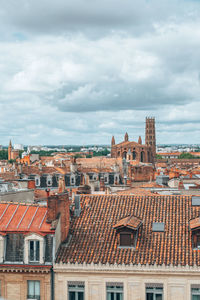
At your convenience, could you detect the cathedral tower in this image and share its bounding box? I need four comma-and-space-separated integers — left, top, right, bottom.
145, 117, 156, 158
8, 140, 12, 161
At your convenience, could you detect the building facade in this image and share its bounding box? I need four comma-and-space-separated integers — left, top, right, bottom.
54, 194, 200, 300
111, 118, 156, 163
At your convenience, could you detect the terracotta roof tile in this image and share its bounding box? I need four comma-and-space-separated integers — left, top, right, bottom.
56, 195, 200, 266
190, 217, 200, 230
113, 215, 142, 230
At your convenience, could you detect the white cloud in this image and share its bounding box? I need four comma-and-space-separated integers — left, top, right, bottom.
0, 0, 200, 144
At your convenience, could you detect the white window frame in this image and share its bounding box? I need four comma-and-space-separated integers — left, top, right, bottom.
114, 174, 119, 184
27, 280, 40, 300
70, 175, 75, 186
29, 240, 40, 263
35, 176, 40, 187
146, 286, 163, 300
0, 235, 4, 263
68, 282, 85, 300
191, 285, 200, 300
106, 283, 123, 300
104, 174, 109, 184
46, 175, 52, 187
24, 234, 44, 264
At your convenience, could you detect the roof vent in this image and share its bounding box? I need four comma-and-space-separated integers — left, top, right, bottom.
74, 195, 81, 217
192, 196, 200, 206
152, 222, 165, 232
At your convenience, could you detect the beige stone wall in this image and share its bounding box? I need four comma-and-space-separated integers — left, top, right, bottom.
0, 272, 51, 300
54, 265, 200, 300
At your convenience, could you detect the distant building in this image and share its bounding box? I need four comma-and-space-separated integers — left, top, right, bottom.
8, 140, 20, 161
111, 117, 156, 163
13, 143, 24, 151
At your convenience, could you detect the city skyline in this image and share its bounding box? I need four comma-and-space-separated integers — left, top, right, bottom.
1, 0, 200, 144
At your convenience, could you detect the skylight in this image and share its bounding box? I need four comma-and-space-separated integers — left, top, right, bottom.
152, 222, 165, 232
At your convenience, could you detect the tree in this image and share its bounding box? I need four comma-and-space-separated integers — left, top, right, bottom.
0, 150, 8, 160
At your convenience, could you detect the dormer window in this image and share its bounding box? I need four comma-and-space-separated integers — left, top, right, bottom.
35, 176, 40, 187
114, 175, 119, 185
93, 174, 97, 181
120, 232, 131, 246
190, 217, 200, 249
29, 240, 40, 262
24, 234, 44, 264
46, 175, 52, 187
114, 215, 142, 247
70, 175, 75, 186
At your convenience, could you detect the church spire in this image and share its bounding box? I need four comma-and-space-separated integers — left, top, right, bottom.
124, 132, 129, 142
138, 136, 142, 144
111, 136, 115, 146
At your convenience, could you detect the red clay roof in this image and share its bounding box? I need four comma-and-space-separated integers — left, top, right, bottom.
113, 215, 142, 230
0, 203, 54, 236
56, 195, 200, 266
190, 217, 200, 230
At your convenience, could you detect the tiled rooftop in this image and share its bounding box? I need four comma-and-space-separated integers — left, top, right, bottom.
56, 194, 200, 266
0, 203, 54, 235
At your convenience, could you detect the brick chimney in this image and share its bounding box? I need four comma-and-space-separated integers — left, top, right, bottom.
58, 175, 66, 193
28, 180, 35, 189
47, 192, 70, 243
100, 176, 105, 191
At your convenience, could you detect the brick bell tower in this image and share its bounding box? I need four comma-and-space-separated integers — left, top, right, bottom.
145, 117, 156, 161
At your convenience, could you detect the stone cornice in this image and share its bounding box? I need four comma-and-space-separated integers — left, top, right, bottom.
0, 265, 51, 274
53, 262, 200, 275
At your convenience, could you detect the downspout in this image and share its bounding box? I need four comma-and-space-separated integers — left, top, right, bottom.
51, 266, 54, 300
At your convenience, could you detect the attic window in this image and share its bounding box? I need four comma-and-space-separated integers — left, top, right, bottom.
114, 215, 142, 248
152, 222, 165, 232
120, 233, 131, 246
192, 196, 200, 206
190, 217, 200, 249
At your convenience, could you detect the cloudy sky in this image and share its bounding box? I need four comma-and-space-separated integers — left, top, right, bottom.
0, 0, 200, 145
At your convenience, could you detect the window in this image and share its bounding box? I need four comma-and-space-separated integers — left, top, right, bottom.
46, 176, 52, 187
120, 233, 131, 246
146, 285, 163, 300
106, 283, 123, 300
191, 286, 200, 300
29, 240, 40, 262
114, 175, 119, 184
35, 177, 40, 187
27, 280, 40, 300
71, 176, 75, 185
5, 233, 24, 262
68, 282, 84, 300
104, 175, 109, 184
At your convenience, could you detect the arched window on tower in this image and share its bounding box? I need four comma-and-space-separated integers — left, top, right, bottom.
122, 151, 127, 159
140, 151, 145, 162
132, 151, 137, 160
147, 151, 151, 162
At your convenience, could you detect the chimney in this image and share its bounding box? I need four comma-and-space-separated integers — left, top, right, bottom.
18, 164, 22, 174
39, 161, 42, 171
70, 157, 78, 173
28, 180, 35, 189
58, 175, 65, 193
47, 192, 70, 243
74, 195, 81, 217
100, 177, 105, 191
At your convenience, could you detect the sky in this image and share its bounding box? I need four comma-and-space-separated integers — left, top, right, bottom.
0, 0, 200, 146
